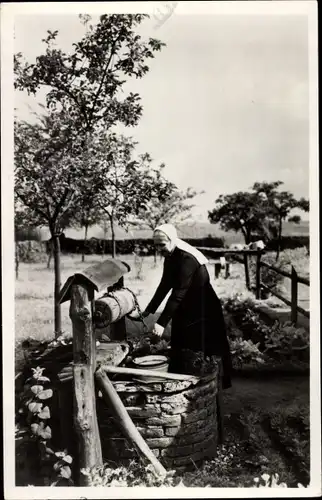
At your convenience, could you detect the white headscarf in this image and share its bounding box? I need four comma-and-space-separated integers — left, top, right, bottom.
154, 224, 208, 265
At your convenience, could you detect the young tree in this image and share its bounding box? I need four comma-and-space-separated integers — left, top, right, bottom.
252, 182, 309, 260
14, 14, 165, 334
14, 14, 165, 135
208, 191, 269, 244
90, 134, 171, 257
134, 176, 200, 230
130, 166, 201, 262
14, 111, 84, 335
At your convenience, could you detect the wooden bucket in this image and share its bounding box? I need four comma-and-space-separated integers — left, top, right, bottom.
132, 355, 169, 382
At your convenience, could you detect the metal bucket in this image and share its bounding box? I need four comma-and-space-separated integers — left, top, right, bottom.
132, 355, 169, 383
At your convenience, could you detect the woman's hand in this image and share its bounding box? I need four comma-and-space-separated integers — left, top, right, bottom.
152, 323, 164, 337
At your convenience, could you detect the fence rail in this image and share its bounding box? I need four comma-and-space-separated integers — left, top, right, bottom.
197, 247, 310, 326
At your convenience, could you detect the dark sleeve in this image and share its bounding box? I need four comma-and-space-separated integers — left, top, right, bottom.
157, 253, 199, 328
145, 261, 172, 315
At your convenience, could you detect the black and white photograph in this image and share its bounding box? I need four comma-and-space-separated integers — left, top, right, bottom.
1, 1, 320, 498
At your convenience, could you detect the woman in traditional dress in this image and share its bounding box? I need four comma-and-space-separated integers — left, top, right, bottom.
142, 224, 232, 389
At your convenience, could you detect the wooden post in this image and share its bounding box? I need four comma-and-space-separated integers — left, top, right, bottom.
70, 283, 103, 486
214, 261, 221, 279
244, 253, 250, 290
225, 258, 230, 279
95, 368, 167, 478
216, 360, 224, 445
291, 266, 298, 325
256, 250, 262, 299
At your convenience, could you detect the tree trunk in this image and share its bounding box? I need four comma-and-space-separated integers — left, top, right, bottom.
53, 234, 62, 338
153, 248, 157, 266
110, 215, 116, 258
47, 240, 53, 269
15, 243, 19, 279
276, 216, 283, 262
102, 223, 108, 258
82, 224, 89, 263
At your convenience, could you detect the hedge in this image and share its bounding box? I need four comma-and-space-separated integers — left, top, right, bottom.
50, 234, 309, 256
265, 236, 309, 251
52, 235, 225, 256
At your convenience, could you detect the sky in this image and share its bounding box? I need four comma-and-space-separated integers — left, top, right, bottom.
13, 4, 312, 222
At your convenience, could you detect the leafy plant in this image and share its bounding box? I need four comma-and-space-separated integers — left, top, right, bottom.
223, 294, 309, 366
81, 461, 179, 487
229, 338, 265, 369
19, 366, 74, 486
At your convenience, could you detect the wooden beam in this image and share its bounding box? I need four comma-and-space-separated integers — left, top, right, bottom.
260, 283, 292, 308
100, 364, 199, 382
196, 247, 266, 255
95, 368, 167, 478
70, 284, 103, 485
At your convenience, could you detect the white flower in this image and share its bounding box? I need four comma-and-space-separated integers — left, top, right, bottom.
261, 473, 270, 483
254, 477, 259, 483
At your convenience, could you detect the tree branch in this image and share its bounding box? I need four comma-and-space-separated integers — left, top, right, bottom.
16, 193, 49, 222
88, 35, 121, 126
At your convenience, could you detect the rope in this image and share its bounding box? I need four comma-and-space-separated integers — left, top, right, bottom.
100, 286, 149, 333
123, 286, 149, 334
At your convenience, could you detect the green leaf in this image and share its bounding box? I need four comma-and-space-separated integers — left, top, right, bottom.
30, 423, 39, 435
59, 465, 72, 479
31, 385, 44, 395
63, 454, 73, 464
28, 402, 43, 414
53, 461, 63, 471
38, 406, 51, 419
38, 425, 52, 440
38, 388, 53, 400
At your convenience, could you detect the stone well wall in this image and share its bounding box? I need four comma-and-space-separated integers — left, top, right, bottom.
96, 370, 219, 469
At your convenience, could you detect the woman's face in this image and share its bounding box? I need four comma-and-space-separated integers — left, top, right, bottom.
153, 231, 173, 257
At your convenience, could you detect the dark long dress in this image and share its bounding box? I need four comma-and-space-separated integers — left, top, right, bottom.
145, 247, 232, 388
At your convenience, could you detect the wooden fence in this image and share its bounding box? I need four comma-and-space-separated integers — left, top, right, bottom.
197, 247, 310, 326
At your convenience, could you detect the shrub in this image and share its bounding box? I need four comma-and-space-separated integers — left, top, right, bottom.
18, 364, 74, 486
16, 241, 48, 263
223, 294, 309, 367
266, 236, 309, 252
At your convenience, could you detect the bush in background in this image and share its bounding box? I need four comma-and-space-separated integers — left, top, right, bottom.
16, 241, 48, 263
54, 235, 225, 256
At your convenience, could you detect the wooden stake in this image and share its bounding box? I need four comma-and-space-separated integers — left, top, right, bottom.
70, 284, 103, 485
95, 368, 167, 478
256, 250, 262, 299
244, 253, 250, 290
